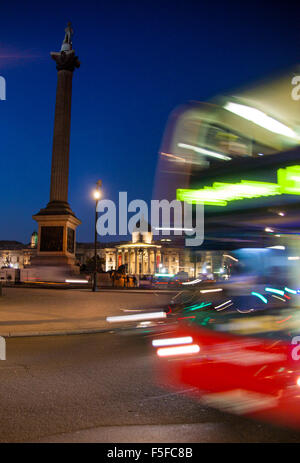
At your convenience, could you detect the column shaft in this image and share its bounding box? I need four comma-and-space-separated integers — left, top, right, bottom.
141, 249, 144, 275
135, 249, 137, 274
50, 69, 73, 204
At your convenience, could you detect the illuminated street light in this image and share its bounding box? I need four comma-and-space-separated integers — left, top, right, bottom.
92, 180, 102, 292
93, 190, 101, 200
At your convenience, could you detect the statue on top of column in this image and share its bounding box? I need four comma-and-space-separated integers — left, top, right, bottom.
51, 21, 79, 72
61, 22, 73, 51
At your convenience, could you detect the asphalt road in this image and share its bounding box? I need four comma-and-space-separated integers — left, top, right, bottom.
0, 287, 172, 335
0, 331, 299, 443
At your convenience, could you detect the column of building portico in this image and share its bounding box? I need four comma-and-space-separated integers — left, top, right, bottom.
147, 249, 151, 274
128, 249, 131, 274
134, 249, 138, 275
115, 249, 118, 270
141, 249, 144, 275
154, 249, 157, 274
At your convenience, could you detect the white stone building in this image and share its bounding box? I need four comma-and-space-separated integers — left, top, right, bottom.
1, 231, 227, 279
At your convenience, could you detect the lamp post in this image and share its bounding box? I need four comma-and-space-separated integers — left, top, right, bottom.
92, 180, 102, 292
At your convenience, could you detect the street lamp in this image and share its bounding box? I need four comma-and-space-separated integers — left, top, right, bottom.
92, 180, 102, 292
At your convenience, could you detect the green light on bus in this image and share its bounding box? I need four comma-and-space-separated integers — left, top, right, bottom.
177, 165, 300, 206
278, 165, 300, 195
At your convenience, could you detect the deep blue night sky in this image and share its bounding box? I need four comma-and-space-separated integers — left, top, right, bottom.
0, 0, 299, 243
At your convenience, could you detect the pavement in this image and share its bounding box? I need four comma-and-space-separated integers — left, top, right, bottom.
0, 287, 171, 337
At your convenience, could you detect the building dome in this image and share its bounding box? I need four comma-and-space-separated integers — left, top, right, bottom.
131, 217, 152, 244
30, 231, 38, 248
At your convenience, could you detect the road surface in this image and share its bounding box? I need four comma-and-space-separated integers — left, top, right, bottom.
0, 331, 300, 442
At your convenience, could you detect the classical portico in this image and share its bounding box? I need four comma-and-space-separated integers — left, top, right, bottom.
115, 243, 161, 276
115, 219, 161, 276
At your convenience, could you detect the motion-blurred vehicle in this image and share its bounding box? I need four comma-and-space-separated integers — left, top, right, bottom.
108, 281, 294, 336
152, 295, 300, 430
149, 65, 300, 430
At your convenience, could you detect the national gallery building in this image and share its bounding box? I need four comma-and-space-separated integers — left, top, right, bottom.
0, 228, 222, 279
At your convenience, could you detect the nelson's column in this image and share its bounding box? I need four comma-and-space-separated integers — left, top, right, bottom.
32, 23, 81, 276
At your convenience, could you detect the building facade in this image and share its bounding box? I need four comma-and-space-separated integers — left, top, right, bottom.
0, 235, 37, 270
1, 231, 228, 279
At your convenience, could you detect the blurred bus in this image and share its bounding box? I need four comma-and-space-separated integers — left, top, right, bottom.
155, 68, 300, 201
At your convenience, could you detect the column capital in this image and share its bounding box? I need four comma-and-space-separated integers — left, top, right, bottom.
51, 50, 80, 72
